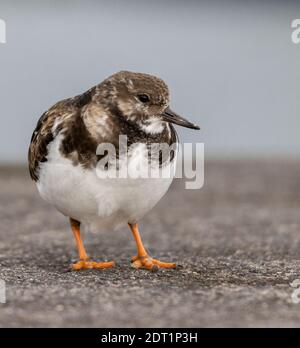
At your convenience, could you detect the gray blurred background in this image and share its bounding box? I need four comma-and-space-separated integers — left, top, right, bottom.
0, 0, 300, 163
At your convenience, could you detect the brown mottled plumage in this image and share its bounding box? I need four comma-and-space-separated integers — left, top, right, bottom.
28, 71, 177, 181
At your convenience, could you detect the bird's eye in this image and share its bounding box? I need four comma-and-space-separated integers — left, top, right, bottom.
137, 94, 150, 103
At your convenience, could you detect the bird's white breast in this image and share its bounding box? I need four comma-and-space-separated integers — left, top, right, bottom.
37, 134, 176, 230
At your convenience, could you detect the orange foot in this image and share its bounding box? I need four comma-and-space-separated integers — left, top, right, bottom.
131, 255, 176, 270
71, 260, 115, 270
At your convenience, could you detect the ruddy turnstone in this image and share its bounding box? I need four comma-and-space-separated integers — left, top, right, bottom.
28, 71, 200, 270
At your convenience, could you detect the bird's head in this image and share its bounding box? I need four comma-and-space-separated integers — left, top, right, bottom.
97, 71, 200, 134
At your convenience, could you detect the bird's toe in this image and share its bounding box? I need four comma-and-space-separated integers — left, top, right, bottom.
131, 255, 176, 271
71, 260, 115, 270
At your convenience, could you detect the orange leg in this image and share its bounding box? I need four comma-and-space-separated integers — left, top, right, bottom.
128, 223, 176, 270
70, 218, 115, 270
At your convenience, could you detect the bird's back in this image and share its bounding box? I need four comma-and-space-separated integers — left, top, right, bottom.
28, 86, 97, 181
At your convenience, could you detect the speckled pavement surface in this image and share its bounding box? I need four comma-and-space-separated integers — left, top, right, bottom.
1, 160, 300, 328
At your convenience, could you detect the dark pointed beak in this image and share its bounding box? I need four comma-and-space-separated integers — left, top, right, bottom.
161, 107, 200, 130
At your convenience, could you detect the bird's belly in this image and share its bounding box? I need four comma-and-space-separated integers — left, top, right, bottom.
37, 136, 175, 229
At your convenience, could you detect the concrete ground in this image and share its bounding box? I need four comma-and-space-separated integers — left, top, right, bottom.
0, 160, 300, 328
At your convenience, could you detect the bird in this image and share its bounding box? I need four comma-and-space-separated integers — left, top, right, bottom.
28, 71, 200, 271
